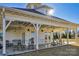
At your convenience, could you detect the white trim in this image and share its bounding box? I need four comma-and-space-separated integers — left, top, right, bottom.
5, 20, 12, 30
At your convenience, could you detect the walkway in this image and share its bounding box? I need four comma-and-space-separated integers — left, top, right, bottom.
13, 45, 79, 56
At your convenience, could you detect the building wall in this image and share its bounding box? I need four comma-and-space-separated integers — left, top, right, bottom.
38, 32, 45, 44
25, 31, 46, 45
5, 29, 47, 45
5, 30, 23, 43
0, 27, 53, 45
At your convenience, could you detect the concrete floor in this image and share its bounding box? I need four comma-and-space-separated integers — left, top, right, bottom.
13, 45, 79, 56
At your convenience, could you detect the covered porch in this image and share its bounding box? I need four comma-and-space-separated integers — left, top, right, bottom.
0, 7, 79, 55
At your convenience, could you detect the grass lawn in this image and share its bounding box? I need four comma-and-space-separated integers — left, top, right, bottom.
12, 45, 79, 56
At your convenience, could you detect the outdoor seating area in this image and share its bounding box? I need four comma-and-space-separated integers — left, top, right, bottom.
7, 38, 36, 51
0, 39, 65, 55
0, 30, 78, 55
0, 38, 36, 55
0, 29, 78, 55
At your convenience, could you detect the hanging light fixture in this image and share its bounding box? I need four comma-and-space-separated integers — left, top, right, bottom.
41, 29, 44, 32
27, 28, 30, 31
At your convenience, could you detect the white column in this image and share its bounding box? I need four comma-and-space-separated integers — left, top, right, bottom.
50, 32, 53, 43
57, 32, 60, 46
36, 24, 39, 50
75, 27, 77, 39
2, 8, 6, 55
67, 28, 69, 44
52, 32, 54, 44
59, 32, 62, 45
50, 32, 53, 47
47, 32, 49, 48
33, 24, 41, 50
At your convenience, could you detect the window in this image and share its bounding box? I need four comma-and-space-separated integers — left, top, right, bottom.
22, 32, 25, 44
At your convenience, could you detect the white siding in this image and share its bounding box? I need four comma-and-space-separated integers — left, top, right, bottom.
0, 29, 47, 45
5, 30, 23, 43
38, 32, 45, 44
25, 31, 31, 46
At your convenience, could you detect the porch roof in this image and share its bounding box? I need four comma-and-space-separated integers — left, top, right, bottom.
0, 6, 79, 29
13, 7, 74, 24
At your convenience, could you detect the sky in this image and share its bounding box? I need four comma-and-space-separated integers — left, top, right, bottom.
0, 3, 79, 24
